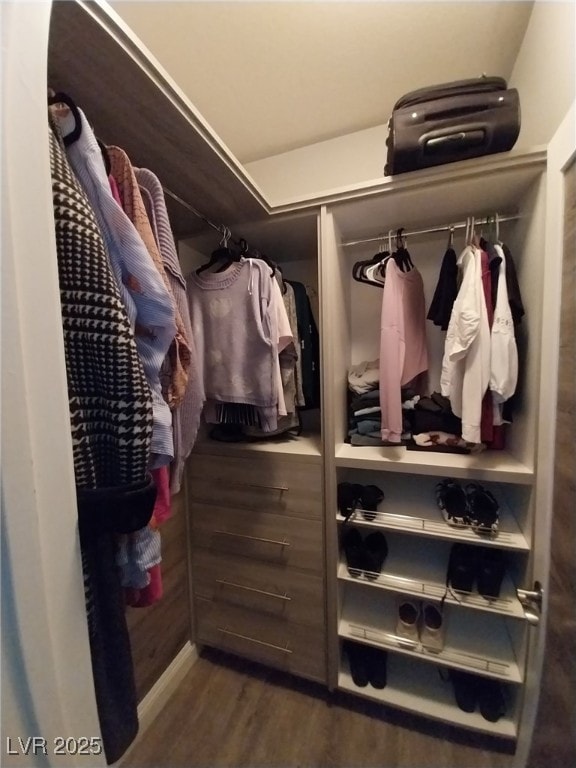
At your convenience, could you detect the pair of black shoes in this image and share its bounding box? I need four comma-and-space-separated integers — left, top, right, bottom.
342, 528, 388, 579
447, 543, 506, 599
344, 640, 388, 689
436, 478, 500, 534
449, 670, 507, 722
338, 482, 384, 521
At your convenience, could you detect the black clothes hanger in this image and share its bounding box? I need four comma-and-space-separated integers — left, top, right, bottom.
352, 252, 390, 288
196, 227, 238, 275
48, 92, 82, 146
240, 240, 276, 278
393, 228, 414, 272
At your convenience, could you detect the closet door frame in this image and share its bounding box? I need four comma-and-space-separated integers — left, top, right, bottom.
1, 2, 101, 760
514, 101, 576, 768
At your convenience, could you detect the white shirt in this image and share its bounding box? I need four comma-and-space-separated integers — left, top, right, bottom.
441, 245, 490, 443
490, 244, 518, 403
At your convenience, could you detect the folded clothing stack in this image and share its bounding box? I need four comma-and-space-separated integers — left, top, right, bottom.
347, 387, 414, 446
404, 392, 479, 454
347, 388, 383, 446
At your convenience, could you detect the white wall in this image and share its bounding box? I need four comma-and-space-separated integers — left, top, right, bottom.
509, 0, 575, 150
1, 3, 102, 765
246, 1, 575, 205
245, 124, 388, 204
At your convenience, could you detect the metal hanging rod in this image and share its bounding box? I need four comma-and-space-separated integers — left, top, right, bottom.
162, 185, 228, 238
341, 213, 521, 249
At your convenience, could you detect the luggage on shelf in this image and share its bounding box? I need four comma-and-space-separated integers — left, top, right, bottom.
384, 76, 521, 176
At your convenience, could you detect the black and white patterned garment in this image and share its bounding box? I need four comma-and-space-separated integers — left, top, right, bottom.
50, 127, 153, 487
49, 123, 154, 765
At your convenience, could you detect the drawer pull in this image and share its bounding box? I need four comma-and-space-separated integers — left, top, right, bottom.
216, 579, 291, 602
219, 627, 292, 655
214, 530, 291, 548
228, 481, 289, 493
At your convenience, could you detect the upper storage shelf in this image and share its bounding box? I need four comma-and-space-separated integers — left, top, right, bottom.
47, 0, 268, 239
47, 2, 547, 242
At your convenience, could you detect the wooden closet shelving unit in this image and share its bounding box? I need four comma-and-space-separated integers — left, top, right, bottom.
41, 0, 565, 751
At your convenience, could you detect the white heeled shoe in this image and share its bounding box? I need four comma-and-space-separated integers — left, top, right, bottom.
396, 599, 420, 643
421, 602, 445, 652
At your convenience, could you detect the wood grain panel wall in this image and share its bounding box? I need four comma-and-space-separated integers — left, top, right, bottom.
528, 161, 575, 767
126, 489, 191, 701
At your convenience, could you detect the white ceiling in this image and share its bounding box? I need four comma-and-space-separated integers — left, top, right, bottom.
110, 1, 534, 164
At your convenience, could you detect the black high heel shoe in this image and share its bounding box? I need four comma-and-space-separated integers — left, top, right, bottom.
477, 547, 506, 599
363, 531, 388, 580
359, 484, 384, 521
342, 528, 366, 577
446, 543, 480, 594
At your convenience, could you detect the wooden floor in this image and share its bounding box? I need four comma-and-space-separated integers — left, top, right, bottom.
123, 647, 514, 768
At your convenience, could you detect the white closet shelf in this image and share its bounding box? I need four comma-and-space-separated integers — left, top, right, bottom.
338, 653, 517, 739
335, 444, 534, 485
339, 586, 523, 683
337, 556, 525, 620
335, 476, 529, 551
193, 433, 322, 463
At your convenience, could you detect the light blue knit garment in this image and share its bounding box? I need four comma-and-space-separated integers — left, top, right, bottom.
58, 109, 176, 464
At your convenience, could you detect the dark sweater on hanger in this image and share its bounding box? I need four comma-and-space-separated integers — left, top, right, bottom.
427, 247, 458, 330
286, 280, 321, 409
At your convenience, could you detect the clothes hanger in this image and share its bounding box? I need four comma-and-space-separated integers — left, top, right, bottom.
447, 225, 455, 250
241, 240, 276, 278
352, 238, 390, 288
394, 228, 414, 272
352, 258, 386, 288
196, 226, 237, 275
48, 91, 83, 146
495, 212, 502, 245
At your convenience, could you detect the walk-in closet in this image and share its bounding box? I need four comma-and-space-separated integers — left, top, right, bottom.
2, 1, 574, 767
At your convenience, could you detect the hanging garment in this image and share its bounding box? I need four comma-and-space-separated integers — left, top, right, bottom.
135, 167, 202, 494
379, 260, 429, 443
491, 244, 518, 403
243, 275, 299, 438
279, 278, 304, 411
108, 147, 192, 410
287, 280, 321, 409
427, 246, 458, 330
503, 243, 525, 327
441, 245, 491, 444
187, 259, 280, 431
480, 249, 495, 444
49, 123, 156, 765
55, 107, 177, 466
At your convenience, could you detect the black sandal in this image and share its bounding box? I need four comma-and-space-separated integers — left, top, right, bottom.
466, 483, 500, 535
435, 478, 470, 527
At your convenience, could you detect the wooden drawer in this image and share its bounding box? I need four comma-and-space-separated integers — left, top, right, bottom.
188, 454, 322, 521
190, 503, 323, 573
192, 548, 325, 628
195, 597, 327, 684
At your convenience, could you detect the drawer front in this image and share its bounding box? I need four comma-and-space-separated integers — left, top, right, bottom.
195, 597, 327, 684
191, 503, 324, 573
192, 549, 325, 627
188, 455, 322, 521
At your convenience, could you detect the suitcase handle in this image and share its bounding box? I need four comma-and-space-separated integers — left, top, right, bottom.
424, 129, 485, 154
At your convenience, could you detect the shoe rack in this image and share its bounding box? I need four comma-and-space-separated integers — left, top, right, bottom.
319, 153, 550, 741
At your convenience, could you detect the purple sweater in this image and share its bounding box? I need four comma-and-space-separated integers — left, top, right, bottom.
186, 259, 279, 431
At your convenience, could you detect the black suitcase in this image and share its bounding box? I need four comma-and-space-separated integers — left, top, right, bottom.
384, 76, 520, 176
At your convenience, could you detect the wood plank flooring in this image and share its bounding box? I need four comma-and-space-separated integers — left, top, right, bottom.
123, 647, 514, 768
